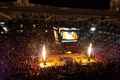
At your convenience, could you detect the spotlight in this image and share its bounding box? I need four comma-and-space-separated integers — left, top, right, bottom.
90, 27, 96, 32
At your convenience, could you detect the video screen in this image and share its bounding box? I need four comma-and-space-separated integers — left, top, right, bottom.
61, 31, 78, 42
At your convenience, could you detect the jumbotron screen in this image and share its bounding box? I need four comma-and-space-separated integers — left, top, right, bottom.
61, 31, 78, 42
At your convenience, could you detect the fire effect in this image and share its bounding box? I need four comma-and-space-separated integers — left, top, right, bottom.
40, 45, 65, 68
87, 43, 92, 57
42, 45, 47, 64
38, 43, 98, 68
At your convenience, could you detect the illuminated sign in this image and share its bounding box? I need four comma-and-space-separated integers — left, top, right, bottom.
61, 31, 78, 42
62, 31, 78, 40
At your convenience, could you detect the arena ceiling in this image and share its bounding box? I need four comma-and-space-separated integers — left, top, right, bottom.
0, 0, 119, 22
30, 0, 111, 9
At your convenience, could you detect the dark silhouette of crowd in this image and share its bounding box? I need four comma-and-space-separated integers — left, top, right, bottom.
7, 61, 120, 80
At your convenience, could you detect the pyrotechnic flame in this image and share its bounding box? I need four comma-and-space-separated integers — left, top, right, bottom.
42, 45, 46, 61
87, 43, 92, 57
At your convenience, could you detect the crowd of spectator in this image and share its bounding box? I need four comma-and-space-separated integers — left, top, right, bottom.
0, 17, 120, 80
7, 61, 120, 80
